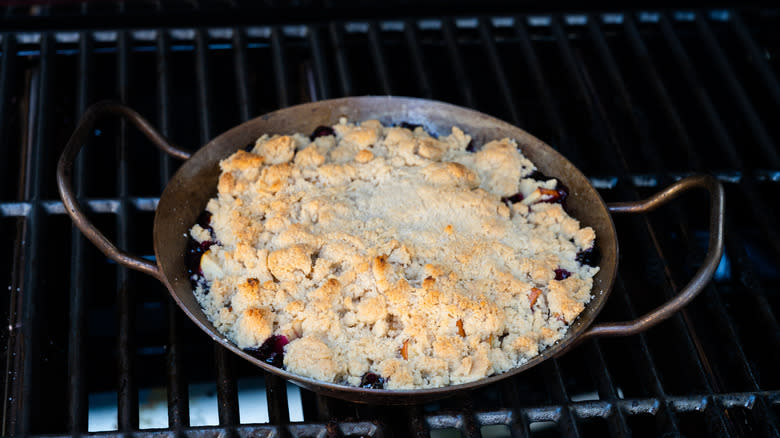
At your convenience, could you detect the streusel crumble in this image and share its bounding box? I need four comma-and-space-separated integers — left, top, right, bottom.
188, 119, 599, 389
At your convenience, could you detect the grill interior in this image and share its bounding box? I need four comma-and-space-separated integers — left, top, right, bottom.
1, 7, 780, 438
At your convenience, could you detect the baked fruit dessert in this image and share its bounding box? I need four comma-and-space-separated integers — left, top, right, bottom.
187, 119, 599, 389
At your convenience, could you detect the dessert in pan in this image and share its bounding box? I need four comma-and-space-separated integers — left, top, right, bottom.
186, 119, 599, 389
60, 97, 721, 403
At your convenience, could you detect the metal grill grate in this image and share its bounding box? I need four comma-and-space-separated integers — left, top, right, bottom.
1, 9, 780, 438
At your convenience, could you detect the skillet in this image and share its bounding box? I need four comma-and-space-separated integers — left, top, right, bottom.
57, 97, 724, 404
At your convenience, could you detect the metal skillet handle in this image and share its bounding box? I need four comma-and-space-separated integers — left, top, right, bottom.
578, 175, 725, 342
57, 101, 192, 280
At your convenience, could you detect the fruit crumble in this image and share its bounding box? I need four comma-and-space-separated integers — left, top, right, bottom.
188, 119, 599, 389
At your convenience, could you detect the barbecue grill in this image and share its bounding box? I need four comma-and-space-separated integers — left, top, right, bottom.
1, 3, 779, 437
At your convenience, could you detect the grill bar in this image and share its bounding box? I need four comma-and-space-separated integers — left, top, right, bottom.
308, 26, 332, 101
441, 19, 475, 108
367, 22, 392, 95
157, 30, 191, 428
477, 18, 519, 126
731, 12, 780, 107
234, 28, 254, 123
612, 277, 683, 436
403, 21, 432, 99
0, 30, 16, 437
265, 376, 290, 427
195, 29, 214, 143
65, 30, 91, 434
233, 28, 253, 122
116, 29, 138, 431
694, 14, 780, 167
13, 32, 51, 436
551, 16, 625, 175
4, 52, 25, 438
157, 30, 174, 188
214, 346, 239, 425
2, 182, 780, 214
513, 19, 569, 154
329, 22, 353, 97
547, 360, 581, 438
621, 15, 702, 170
0, 166, 772, 212
409, 406, 430, 438
499, 383, 532, 437
584, 342, 629, 437
314, 393, 334, 421
271, 27, 289, 108
166, 303, 189, 428
26, 34, 49, 237
456, 396, 481, 438
0, 34, 15, 200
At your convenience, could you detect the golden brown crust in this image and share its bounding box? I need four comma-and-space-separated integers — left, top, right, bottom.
191, 119, 599, 389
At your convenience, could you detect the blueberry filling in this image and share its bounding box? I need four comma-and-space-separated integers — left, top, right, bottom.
554, 182, 570, 205
554, 269, 571, 281
527, 170, 569, 205
310, 126, 335, 140
185, 238, 206, 287
187, 210, 219, 290
576, 246, 600, 267
244, 335, 289, 368
399, 121, 439, 138
498, 170, 571, 208
196, 211, 213, 231
360, 372, 386, 389
528, 170, 551, 182
399, 121, 423, 131
539, 185, 569, 205
501, 183, 568, 206
501, 193, 524, 205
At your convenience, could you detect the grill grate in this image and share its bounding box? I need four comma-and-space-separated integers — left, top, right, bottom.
2, 9, 780, 438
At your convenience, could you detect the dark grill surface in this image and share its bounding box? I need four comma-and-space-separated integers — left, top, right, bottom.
2, 7, 780, 438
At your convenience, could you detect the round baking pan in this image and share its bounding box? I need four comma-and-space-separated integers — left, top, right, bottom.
57, 97, 724, 404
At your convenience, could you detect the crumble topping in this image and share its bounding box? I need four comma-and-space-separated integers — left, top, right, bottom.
190, 119, 598, 389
